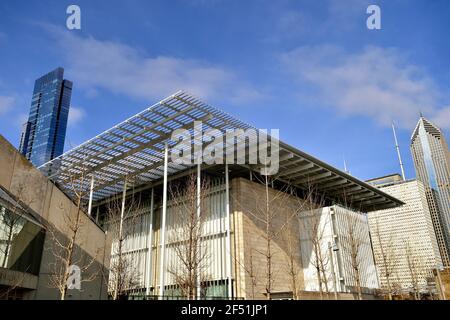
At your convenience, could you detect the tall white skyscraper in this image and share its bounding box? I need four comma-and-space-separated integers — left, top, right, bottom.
367, 175, 443, 295
410, 116, 450, 266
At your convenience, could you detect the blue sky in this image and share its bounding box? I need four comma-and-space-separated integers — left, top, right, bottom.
1, 0, 449, 181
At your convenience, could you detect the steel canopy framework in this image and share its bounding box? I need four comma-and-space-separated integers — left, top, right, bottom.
38, 91, 402, 212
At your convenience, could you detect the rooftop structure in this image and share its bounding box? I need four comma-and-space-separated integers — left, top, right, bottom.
39, 91, 402, 213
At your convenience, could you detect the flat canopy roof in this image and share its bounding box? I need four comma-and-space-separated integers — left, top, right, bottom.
39, 91, 402, 212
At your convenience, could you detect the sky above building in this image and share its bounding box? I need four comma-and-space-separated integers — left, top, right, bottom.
0, 0, 449, 180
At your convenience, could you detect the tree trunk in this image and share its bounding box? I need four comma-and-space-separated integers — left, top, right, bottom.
1, 224, 14, 268
385, 274, 393, 300
314, 244, 324, 300
355, 268, 362, 300
265, 178, 272, 300
60, 201, 82, 300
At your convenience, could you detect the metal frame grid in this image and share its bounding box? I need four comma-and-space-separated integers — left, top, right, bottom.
39, 91, 252, 200
38, 91, 402, 212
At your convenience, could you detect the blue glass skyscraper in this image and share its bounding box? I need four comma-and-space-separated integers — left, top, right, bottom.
19, 68, 72, 167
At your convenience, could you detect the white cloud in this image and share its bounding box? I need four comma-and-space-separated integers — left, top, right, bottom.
48, 27, 262, 105
264, 10, 311, 43
280, 45, 446, 129
68, 106, 85, 126
15, 113, 29, 128
264, 0, 372, 43
432, 106, 450, 130
0, 96, 15, 114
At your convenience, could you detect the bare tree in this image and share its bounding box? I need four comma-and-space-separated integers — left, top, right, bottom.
230, 175, 304, 300
298, 183, 330, 299
283, 215, 301, 300
391, 280, 403, 299
0, 211, 25, 269
243, 174, 301, 300
340, 211, 366, 300
233, 242, 259, 299
105, 185, 143, 300
0, 175, 35, 268
371, 217, 398, 300
46, 164, 100, 300
404, 238, 428, 300
232, 225, 259, 300
166, 174, 210, 299
0, 173, 40, 300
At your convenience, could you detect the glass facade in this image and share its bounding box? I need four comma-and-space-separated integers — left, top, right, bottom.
419, 124, 439, 190
0, 193, 45, 276
19, 68, 72, 167
411, 117, 450, 266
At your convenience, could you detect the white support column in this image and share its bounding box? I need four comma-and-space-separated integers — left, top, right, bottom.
88, 175, 95, 216
145, 188, 154, 297
196, 158, 201, 299
225, 164, 233, 299
119, 179, 127, 242
158, 143, 169, 299
114, 178, 127, 300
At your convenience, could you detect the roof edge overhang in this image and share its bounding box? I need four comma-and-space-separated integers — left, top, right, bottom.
37, 91, 403, 212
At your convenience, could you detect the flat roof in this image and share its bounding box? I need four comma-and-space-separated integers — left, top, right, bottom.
38, 91, 403, 212
366, 173, 403, 182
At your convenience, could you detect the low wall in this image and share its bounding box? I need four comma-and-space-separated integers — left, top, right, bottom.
0, 135, 111, 300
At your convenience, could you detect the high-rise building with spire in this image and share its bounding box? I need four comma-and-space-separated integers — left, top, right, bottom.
410, 116, 450, 266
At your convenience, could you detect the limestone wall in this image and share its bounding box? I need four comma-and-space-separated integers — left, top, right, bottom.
0, 135, 110, 300
231, 177, 304, 299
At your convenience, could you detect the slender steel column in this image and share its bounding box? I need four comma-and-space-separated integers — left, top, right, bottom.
158, 143, 169, 299
145, 188, 155, 296
225, 163, 233, 298
328, 242, 339, 300
88, 175, 95, 216
118, 179, 127, 242
196, 156, 202, 299
114, 178, 127, 299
